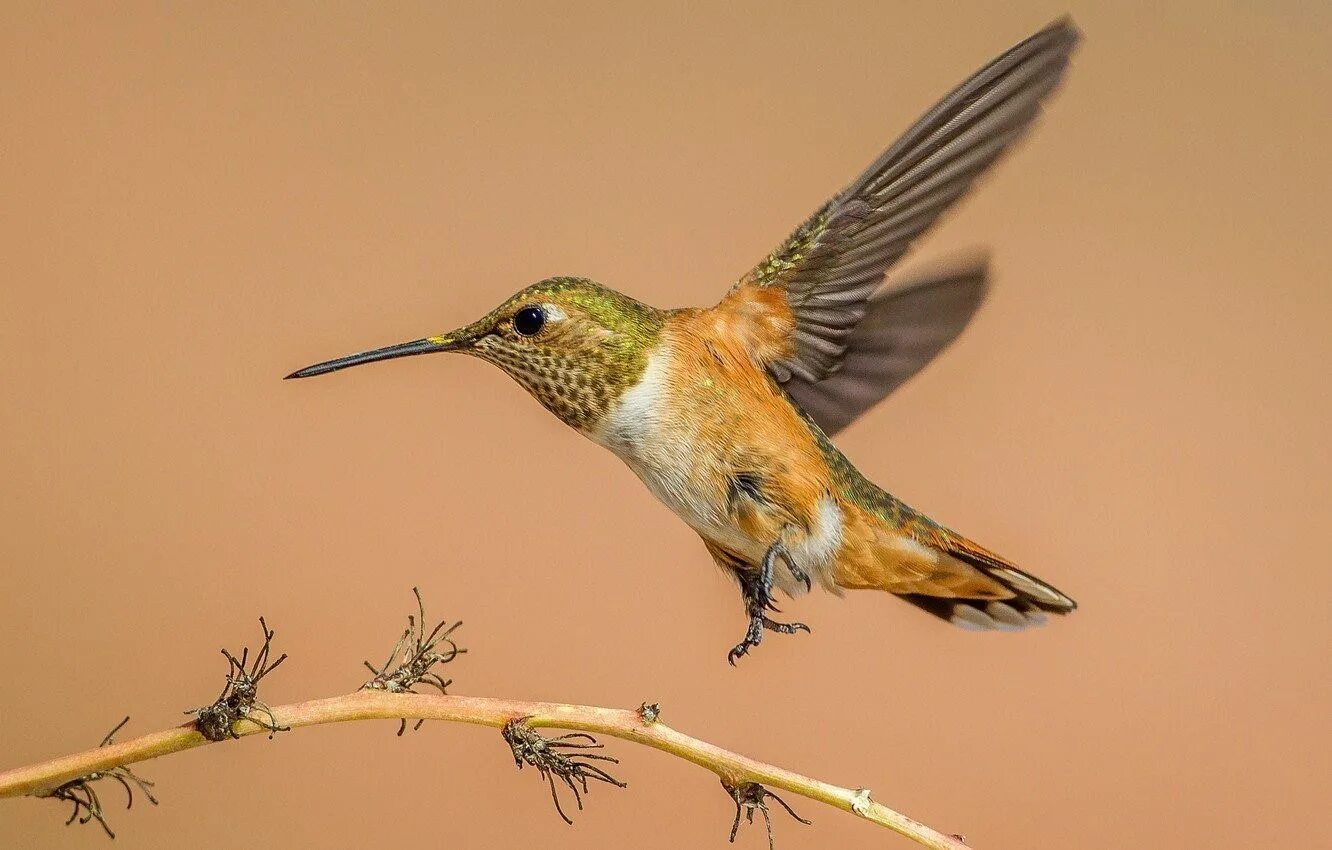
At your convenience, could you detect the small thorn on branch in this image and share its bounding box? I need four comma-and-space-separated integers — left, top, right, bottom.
502, 718, 626, 825
722, 780, 811, 850
187, 617, 289, 742
360, 587, 465, 736
37, 716, 158, 839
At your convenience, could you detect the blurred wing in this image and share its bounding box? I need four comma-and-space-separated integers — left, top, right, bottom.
738, 19, 1078, 423
784, 255, 987, 436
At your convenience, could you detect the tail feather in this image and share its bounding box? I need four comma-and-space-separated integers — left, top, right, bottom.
906, 537, 1075, 631
833, 523, 1076, 631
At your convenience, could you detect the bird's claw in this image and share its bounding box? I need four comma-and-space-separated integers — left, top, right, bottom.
790, 566, 812, 593
728, 616, 765, 666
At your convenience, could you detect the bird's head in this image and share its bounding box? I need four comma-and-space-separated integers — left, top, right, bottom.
286, 277, 665, 430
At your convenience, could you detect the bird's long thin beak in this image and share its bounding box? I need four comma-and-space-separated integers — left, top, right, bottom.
284, 330, 472, 380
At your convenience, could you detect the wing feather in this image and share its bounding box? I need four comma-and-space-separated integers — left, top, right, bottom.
784, 254, 988, 436
736, 19, 1079, 434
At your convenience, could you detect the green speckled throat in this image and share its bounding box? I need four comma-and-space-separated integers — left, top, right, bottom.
464, 277, 666, 430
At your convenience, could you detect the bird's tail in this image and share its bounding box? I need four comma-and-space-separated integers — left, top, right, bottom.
833, 527, 1077, 631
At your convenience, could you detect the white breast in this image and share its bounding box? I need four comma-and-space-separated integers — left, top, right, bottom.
590, 348, 736, 542
590, 347, 843, 590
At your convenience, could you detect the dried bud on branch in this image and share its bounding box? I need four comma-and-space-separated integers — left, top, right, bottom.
188, 617, 289, 741
637, 702, 661, 724
502, 718, 627, 824
361, 587, 465, 735
723, 779, 811, 850
38, 717, 157, 839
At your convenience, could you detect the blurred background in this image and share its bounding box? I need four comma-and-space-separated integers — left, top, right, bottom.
2, 2, 1328, 848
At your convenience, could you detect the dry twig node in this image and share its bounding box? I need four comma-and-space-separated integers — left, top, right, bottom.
361, 587, 465, 736
502, 717, 627, 824
38, 717, 158, 839
187, 617, 289, 741
723, 779, 811, 850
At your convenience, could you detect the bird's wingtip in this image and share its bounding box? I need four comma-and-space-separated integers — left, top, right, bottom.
1046, 14, 1082, 46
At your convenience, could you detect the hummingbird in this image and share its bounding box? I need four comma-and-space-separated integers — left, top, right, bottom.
287, 20, 1080, 663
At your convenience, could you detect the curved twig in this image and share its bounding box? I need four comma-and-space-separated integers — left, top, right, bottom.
0, 691, 968, 849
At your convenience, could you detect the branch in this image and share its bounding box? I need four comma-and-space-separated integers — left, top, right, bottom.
0, 691, 967, 849
1, 597, 970, 848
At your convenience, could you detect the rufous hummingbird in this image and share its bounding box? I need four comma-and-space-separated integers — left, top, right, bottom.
287, 20, 1080, 663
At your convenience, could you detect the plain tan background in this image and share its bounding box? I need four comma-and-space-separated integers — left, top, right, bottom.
2, 2, 1328, 848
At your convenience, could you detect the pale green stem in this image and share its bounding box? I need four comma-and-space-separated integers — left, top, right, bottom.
0, 691, 969, 850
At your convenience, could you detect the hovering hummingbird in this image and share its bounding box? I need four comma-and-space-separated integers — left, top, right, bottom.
288, 20, 1080, 663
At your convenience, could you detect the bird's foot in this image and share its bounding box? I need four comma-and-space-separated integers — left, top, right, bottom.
728, 615, 809, 665
727, 615, 765, 666
728, 540, 812, 665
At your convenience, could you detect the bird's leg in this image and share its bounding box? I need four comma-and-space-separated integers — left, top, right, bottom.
727, 539, 810, 665
758, 541, 811, 635
727, 556, 773, 665
777, 542, 813, 593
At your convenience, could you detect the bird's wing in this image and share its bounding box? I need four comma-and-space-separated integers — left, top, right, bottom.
783, 254, 987, 436
732, 19, 1078, 434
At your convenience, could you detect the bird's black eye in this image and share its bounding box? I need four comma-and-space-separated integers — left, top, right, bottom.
512, 305, 546, 337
